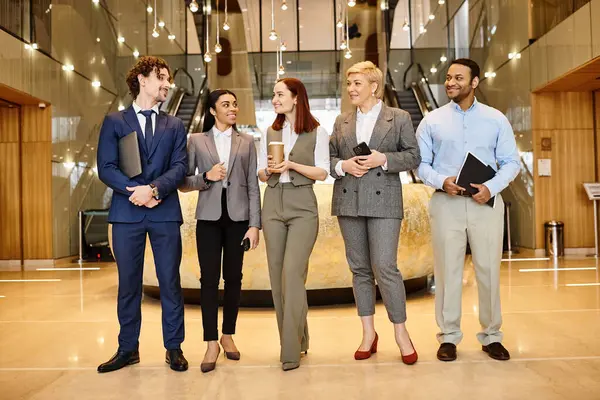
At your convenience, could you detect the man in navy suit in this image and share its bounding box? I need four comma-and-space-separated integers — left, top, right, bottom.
97, 56, 188, 373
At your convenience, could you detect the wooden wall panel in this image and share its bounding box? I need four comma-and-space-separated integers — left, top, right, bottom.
532, 92, 594, 130
533, 92, 596, 249
20, 105, 53, 259
21, 105, 52, 142
0, 107, 20, 142
20, 142, 53, 259
0, 143, 22, 259
0, 107, 21, 260
595, 92, 600, 182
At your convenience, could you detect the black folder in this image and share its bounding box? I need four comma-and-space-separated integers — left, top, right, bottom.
118, 131, 142, 178
456, 152, 496, 207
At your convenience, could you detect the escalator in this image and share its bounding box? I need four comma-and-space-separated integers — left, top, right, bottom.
164, 68, 209, 134
395, 90, 423, 132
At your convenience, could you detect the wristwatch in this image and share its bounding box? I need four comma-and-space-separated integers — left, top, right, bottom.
149, 183, 160, 200
202, 171, 213, 185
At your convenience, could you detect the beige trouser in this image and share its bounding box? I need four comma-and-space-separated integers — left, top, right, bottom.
262, 183, 318, 363
429, 192, 504, 346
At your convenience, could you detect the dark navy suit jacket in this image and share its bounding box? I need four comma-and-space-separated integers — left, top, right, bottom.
97, 105, 188, 223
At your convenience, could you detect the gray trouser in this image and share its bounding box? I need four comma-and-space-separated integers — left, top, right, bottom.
262, 183, 318, 363
429, 193, 505, 346
337, 216, 407, 324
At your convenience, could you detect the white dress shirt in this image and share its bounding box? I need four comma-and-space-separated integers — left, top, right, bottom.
335, 100, 387, 176
212, 126, 233, 185
258, 122, 330, 183
131, 102, 160, 137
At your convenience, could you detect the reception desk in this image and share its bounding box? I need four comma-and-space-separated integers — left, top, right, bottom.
136, 183, 435, 306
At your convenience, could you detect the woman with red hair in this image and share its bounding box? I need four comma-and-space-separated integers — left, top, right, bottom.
258, 78, 330, 371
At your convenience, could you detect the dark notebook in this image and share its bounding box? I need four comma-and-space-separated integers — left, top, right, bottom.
456, 152, 496, 208
118, 131, 142, 178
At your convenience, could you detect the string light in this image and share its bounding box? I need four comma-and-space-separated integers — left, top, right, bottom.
189, 1, 199, 13
281, 0, 288, 10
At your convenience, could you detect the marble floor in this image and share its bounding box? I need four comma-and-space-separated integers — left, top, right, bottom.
1, 253, 599, 399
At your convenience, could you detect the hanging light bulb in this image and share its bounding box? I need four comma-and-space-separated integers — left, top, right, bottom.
147, 5, 153, 13
281, 0, 288, 10
340, 40, 347, 50
168, 34, 176, 40
345, 49, 352, 59
133, 50, 140, 57
348, 0, 356, 7
151, 0, 159, 38
269, 0, 278, 40
402, 20, 409, 31
215, 0, 222, 54
280, 41, 287, 51
336, 19, 343, 28
158, 21, 165, 28
223, 0, 230, 30
438, 0, 445, 4
204, 1, 212, 63
189, 0, 199, 13
278, 65, 285, 75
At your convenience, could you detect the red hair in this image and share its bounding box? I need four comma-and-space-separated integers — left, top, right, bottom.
272, 78, 320, 134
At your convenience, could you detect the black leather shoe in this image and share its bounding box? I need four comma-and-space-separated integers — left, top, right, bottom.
166, 349, 188, 372
437, 343, 457, 362
97, 350, 140, 373
482, 342, 510, 361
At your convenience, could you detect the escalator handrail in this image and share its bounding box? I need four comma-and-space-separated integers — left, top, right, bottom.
172, 68, 195, 96
402, 62, 439, 109
187, 75, 209, 134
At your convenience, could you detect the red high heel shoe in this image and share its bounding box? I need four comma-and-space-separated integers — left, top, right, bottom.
401, 339, 418, 365
354, 333, 378, 360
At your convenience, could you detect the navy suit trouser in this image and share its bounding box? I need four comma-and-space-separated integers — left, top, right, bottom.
111, 218, 184, 352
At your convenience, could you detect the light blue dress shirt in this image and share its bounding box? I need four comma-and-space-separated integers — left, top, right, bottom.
416, 98, 520, 197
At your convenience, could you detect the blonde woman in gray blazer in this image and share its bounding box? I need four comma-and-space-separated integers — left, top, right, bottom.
330, 61, 421, 364
180, 89, 260, 373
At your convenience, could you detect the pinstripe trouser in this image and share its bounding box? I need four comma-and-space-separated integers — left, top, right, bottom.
337, 216, 407, 324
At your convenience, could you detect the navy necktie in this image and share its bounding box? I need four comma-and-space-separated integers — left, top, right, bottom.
139, 109, 154, 153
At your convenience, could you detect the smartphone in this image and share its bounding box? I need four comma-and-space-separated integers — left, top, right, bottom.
241, 237, 251, 251
353, 142, 372, 156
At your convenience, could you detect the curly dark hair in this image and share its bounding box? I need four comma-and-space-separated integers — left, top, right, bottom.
125, 56, 172, 99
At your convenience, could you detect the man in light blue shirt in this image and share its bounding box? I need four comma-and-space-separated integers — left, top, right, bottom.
416, 58, 519, 362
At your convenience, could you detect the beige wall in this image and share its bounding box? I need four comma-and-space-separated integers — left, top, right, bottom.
530, 2, 596, 91
0, 0, 187, 259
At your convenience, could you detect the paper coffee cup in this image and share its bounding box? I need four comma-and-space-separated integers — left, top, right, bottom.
268, 141, 285, 165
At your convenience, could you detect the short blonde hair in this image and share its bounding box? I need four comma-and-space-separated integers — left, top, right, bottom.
346, 61, 384, 99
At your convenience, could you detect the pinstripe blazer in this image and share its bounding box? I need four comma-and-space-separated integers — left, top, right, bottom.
329, 104, 421, 219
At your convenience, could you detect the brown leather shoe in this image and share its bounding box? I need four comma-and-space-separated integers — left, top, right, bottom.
437, 343, 457, 362
482, 342, 510, 361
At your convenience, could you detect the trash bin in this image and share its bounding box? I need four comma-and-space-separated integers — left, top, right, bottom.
544, 221, 564, 257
